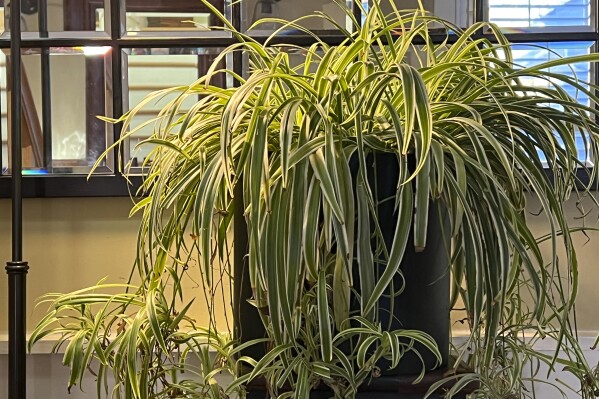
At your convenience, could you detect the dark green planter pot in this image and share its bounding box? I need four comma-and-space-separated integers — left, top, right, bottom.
368, 152, 450, 375
233, 183, 267, 362
233, 151, 452, 386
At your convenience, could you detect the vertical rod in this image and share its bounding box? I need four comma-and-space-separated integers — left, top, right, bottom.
6, 1, 29, 399
39, 0, 52, 171
6, 262, 28, 399
111, 0, 123, 163
10, 0, 23, 259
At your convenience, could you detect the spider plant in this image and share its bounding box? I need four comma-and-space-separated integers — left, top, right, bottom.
31, 0, 599, 397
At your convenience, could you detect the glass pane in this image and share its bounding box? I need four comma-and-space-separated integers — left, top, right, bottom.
377, 0, 474, 28
1, 47, 113, 175
242, 0, 354, 33
488, 0, 592, 29
123, 48, 226, 166
124, 0, 227, 34
1, 0, 109, 34
511, 42, 593, 163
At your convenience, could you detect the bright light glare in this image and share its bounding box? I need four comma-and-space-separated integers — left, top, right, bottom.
81, 46, 111, 56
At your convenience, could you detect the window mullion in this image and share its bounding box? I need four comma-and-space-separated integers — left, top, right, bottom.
111, 0, 124, 172
475, 0, 485, 23
232, 0, 243, 91
38, 0, 52, 172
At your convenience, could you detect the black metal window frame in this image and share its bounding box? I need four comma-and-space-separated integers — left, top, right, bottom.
0, 0, 596, 198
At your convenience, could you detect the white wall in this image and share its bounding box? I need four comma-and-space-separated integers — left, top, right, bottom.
0, 354, 101, 399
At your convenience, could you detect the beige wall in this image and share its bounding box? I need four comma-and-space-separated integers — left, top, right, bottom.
0, 196, 232, 335
0, 197, 139, 333
449, 193, 599, 335
526, 193, 599, 333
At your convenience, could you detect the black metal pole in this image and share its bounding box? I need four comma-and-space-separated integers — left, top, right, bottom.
39, 0, 52, 172
6, 1, 29, 399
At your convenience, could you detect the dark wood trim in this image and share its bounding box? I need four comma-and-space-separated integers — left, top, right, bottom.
6, 30, 596, 50
63, 0, 104, 31
0, 174, 142, 197
63, 0, 225, 31
197, 51, 226, 91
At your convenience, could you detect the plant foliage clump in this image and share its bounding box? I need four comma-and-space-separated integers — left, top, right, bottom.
31, 1, 599, 398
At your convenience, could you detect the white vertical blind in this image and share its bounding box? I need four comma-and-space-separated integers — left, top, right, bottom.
488, 0, 592, 28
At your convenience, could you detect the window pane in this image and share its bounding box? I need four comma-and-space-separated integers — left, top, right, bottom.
123, 48, 226, 167
1, 47, 113, 175
124, 0, 228, 35
242, 0, 354, 33
488, 0, 592, 29
2, 0, 110, 35
511, 42, 593, 163
377, 0, 474, 28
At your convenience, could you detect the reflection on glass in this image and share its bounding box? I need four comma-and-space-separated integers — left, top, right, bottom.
2, 0, 109, 34
242, 0, 353, 32
1, 47, 112, 175
488, 0, 592, 29
124, 0, 226, 33
124, 48, 225, 166
378, 0, 473, 28
252, 0, 281, 31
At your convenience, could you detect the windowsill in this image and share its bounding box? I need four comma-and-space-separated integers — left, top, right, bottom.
451, 331, 598, 352
3, 332, 597, 355
0, 334, 64, 355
